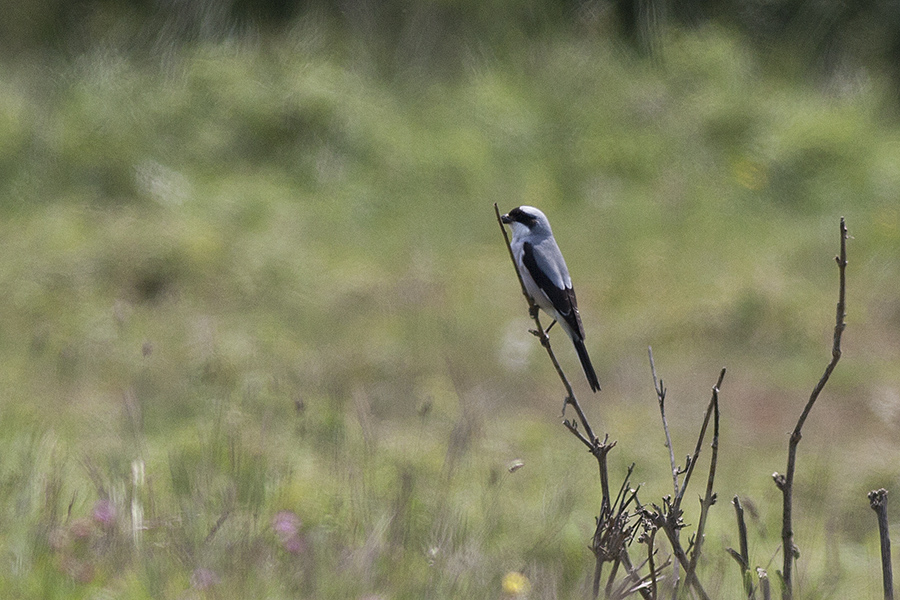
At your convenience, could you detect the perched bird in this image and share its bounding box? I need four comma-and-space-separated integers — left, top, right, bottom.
501, 206, 601, 392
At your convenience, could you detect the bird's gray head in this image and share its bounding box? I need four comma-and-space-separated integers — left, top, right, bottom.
501, 206, 553, 237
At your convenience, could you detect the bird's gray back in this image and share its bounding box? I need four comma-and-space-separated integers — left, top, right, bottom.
529, 234, 572, 291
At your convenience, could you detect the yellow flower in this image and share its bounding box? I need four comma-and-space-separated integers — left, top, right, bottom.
502, 571, 531, 597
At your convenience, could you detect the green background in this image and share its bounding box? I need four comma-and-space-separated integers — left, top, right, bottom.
1, 2, 899, 598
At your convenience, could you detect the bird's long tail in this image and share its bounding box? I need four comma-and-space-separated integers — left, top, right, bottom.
573, 338, 601, 392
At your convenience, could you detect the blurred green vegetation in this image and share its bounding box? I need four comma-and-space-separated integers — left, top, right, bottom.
1, 4, 900, 599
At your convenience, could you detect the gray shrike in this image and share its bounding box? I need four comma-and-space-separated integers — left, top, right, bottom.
501, 206, 601, 392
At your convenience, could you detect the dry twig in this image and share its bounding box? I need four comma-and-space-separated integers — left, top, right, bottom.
758, 568, 771, 600
649, 348, 679, 499
647, 351, 724, 599
869, 488, 894, 600
727, 496, 756, 599
774, 217, 848, 600
685, 369, 724, 588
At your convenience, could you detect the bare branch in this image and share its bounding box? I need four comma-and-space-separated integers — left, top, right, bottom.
656, 516, 712, 600
778, 217, 848, 600
758, 568, 771, 600
614, 551, 669, 600
649, 347, 679, 498
869, 489, 894, 600
591, 466, 643, 599
647, 353, 724, 598
685, 370, 724, 587
729, 496, 756, 599
675, 368, 725, 510
640, 501, 710, 600
647, 529, 658, 600
563, 419, 594, 449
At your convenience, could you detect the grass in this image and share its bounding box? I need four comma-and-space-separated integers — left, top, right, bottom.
0, 20, 899, 598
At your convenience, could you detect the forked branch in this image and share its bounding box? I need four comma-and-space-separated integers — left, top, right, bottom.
642, 364, 724, 600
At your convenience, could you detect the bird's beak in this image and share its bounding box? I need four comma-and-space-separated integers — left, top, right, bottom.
500, 213, 512, 224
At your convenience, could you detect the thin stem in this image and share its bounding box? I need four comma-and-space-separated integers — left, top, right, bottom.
593, 558, 604, 600
656, 518, 712, 600
729, 496, 756, 599
647, 529, 658, 600
648, 348, 682, 598
648, 353, 724, 599
778, 217, 848, 600
674, 368, 725, 510
649, 347, 679, 497
869, 489, 894, 600
759, 569, 771, 600
685, 370, 724, 586
620, 551, 655, 600
605, 559, 622, 598
597, 441, 613, 513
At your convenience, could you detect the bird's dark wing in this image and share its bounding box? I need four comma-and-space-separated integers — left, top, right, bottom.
522, 241, 586, 340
